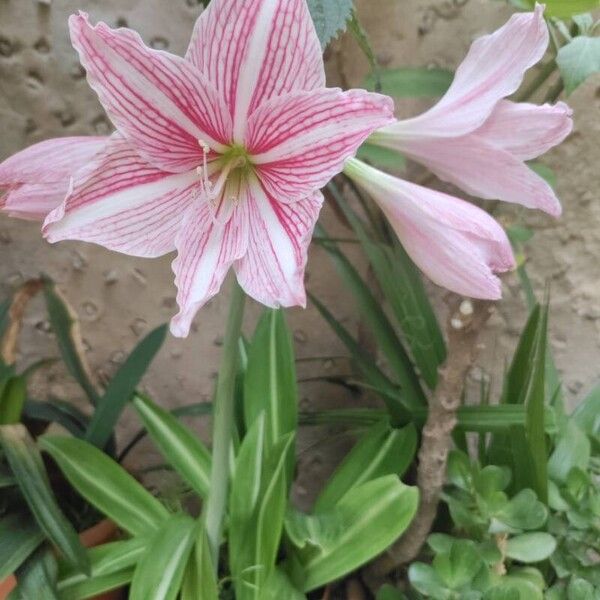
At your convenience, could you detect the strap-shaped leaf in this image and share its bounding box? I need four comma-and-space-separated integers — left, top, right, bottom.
315, 224, 426, 412
0, 512, 44, 579
132, 394, 211, 499
244, 309, 297, 446
0, 425, 89, 574
129, 515, 197, 600
0, 295, 11, 342
59, 569, 134, 600
85, 324, 167, 449
0, 376, 26, 425
315, 422, 417, 511
40, 435, 169, 536
251, 434, 294, 598
260, 568, 306, 600
43, 279, 100, 406
23, 399, 89, 438
181, 529, 218, 600
229, 417, 294, 600
364, 67, 453, 98
57, 536, 148, 589
288, 475, 419, 592
328, 182, 446, 389
308, 293, 410, 423
12, 547, 60, 600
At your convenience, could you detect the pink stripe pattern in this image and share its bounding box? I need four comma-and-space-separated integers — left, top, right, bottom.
0, 136, 107, 221
31, 2, 392, 336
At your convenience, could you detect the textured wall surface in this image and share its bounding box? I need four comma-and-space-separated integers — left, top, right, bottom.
1, 0, 599, 504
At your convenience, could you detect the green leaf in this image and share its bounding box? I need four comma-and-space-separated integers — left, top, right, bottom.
376, 584, 408, 600
572, 384, 600, 439
130, 515, 196, 600
0, 376, 26, 424
308, 293, 409, 423
505, 533, 557, 563
40, 435, 169, 536
181, 530, 218, 600
229, 422, 294, 600
326, 183, 445, 389
491, 489, 547, 533
315, 225, 426, 412
409, 562, 451, 599
85, 324, 167, 449
484, 577, 543, 600
356, 143, 406, 173
364, 67, 453, 97
23, 399, 89, 438
59, 569, 134, 600
527, 162, 557, 189
314, 421, 417, 511
307, 0, 354, 47
260, 569, 306, 600
43, 280, 99, 406
557, 36, 600, 95
12, 547, 60, 600
0, 295, 11, 341
0, 425, 89, 574
57, 537, 146, 599
58, 536, 147, 583
229, 415, 267, 562
244, 309, 298, 444
432, 539, 482, 590
132, 394, 211, 499
491, 302, 549, 502
0, 512, 44, 579
250, 435, 294, 596
290, 475, 419, 592
544, 0, 600, 18
548, 421, 591, 483
347, 10, 380, 88
568, 577, 596, 600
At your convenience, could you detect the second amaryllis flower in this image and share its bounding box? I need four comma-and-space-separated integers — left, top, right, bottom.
369, 5, 572, 217
42, 0, 394, 336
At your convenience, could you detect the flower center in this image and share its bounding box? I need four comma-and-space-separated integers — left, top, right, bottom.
196, 140, 254, 220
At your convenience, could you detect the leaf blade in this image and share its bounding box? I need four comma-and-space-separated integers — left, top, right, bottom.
40, 435, 170, 537
0, 425, 89, 574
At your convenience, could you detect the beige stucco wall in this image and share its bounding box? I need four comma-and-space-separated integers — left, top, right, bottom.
1, 0, 599, 502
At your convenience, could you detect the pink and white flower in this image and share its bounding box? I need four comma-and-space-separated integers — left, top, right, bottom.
0, 137, 106, 220
369, 5, 572, 217
344, 158, 515, 299
41, 1, 394, 337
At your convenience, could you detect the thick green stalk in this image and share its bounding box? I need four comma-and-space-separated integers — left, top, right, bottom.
203, 278, 246, 569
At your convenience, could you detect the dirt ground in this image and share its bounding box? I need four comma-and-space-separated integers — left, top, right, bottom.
1, 0, 599, 505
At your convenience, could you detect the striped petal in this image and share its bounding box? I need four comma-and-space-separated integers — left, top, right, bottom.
43, 137, 199, 257
381, 5, 548, 139
345, 159, 514, 300
249, 88, 394, 201
171, 199, 249, 338
185, 0, 325, 141
69, 12, 233, 172
474, 100, 573, 161
1, 183, 68, 221
397, 134, 562, 216
0, 136, 106, 185
234, 181, 322, 308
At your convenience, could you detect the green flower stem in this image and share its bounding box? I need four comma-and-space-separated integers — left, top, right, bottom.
204, 277, 246, 569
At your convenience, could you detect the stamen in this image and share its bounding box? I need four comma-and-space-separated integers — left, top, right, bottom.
196, 139, 212, 200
